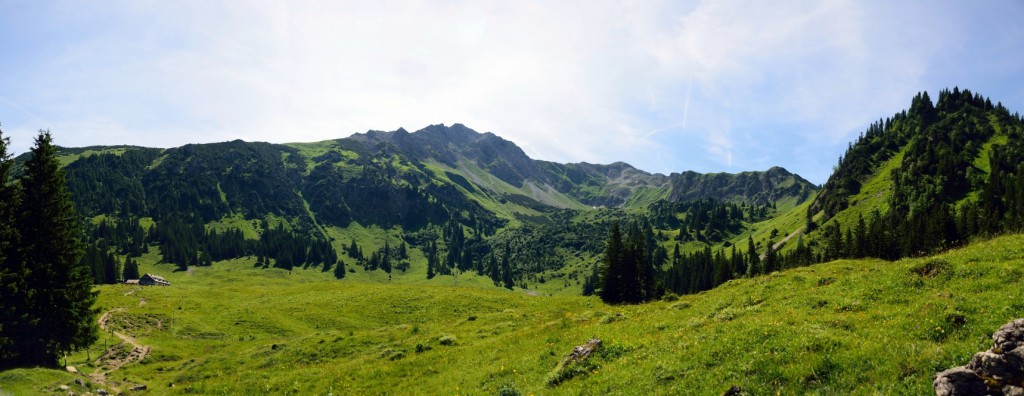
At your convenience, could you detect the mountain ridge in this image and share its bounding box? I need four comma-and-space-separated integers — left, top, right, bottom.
45, 123, 817, 210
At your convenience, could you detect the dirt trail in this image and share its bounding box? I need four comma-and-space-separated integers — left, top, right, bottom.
87, 308, 151, 392
760, 227, 804, 261
773, 227, 804, 251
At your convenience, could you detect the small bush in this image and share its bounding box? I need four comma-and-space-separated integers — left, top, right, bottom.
817, 277, 836, 286
661, 292, 680, 302
497, 384, 522, 396
600, 313, 627, 324
379, 348, 405, 361
910, 259, 951, 278
414, 343, 432, 353
669, 301, 692, 310
438, 335, 457, 346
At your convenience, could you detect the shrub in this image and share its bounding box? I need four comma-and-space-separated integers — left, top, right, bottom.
600, 313, 627, 324
379, 348, 405, 361
497, 384, 521, 396
910, 259, 951, 278
438, 335, 456, 346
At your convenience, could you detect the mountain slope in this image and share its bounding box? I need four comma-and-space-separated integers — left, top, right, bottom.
780, 88, 1024, 264
18, 123, 816, 294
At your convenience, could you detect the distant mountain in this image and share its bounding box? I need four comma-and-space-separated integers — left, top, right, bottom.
344, 123, 816, 208
41, 123, 816, 225
16, 122, 816, 288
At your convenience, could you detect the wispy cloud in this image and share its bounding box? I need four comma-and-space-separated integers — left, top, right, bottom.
0, 0, 1021, 183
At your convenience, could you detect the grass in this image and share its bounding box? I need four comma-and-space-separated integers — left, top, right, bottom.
5, 234, 1024, 395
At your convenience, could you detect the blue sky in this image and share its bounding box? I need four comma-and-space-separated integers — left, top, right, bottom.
1, 1, 1022, 184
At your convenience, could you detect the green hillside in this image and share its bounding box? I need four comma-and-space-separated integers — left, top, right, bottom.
4, 234, 1024, 395
20, 124, 815, 297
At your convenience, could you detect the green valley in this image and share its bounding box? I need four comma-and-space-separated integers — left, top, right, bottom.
3, 234, 1024, 394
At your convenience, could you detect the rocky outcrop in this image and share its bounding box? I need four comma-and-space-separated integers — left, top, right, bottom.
350, 124, 817, 207
666, 166, 815, 206
546, 338, 603, 386
936, 319, 1024, 395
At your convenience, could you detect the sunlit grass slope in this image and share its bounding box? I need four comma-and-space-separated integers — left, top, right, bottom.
4, 235, 1024, 395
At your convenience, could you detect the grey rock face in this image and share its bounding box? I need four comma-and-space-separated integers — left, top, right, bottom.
995, 319, 1024, 353
934, 367, 987, 396
936, 319, 1024, 395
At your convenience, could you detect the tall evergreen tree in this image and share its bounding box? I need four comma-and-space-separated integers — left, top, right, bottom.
487, 252, 500, 286
763, 237, 776, 274
599, 222, 625, 303
501, 242, 513, 289
15, 131, 97, 366
0, 127, 30, 367
746, 236, 759, 276
333, 259, 346, 279
122, 256, 140, 280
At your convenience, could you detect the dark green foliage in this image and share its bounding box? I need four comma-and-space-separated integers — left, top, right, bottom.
63, 148, 162, 217
0, 126, 28, 368
501, 243, 513, 289
599, 222, 659, 304
5, 131, 97, 367
426, 241, 437, 279
333, 259, 346, 279
487, 253, 500, 286
122, 256, 140, 280
144, 141, 308, 222
803, 88, 1024, 266
650, 199, 769, 243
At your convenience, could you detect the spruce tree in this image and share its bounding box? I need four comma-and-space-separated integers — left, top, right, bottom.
333, 259, 346, 279
0, 127, 30, 367
599, 222, 624, 303
763, 237, 776, 274
746, 236, 759, 276
501, 242, 513, 290
122, 256, 140, 280
16, 130, 97, 366
487, 253, 499, 286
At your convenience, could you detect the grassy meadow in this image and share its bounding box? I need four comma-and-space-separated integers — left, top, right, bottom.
3, 234, 1024, 395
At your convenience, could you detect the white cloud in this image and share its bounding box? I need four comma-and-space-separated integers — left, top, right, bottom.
1, 0, 1022, 184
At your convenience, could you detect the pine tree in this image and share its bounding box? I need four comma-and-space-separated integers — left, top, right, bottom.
763, 237, 776, 274
122, 256, 140, 280
333, 259, 346, 279
426, 241, 436, 279
501, 242, 513, 290
487, 252, 499, 286
16, 131, 97, 366
599, 222, 625, 303
0, 127, 30, 367
746, 236, 759, 276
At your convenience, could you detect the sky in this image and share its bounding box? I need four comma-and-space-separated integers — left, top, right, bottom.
1, 1, 1023, 184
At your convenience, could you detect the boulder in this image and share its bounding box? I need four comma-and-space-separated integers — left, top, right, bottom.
994, 319, 1024, 353
967, 350, 1024, 384
937, 319, 1024, 395
1004, 385, 1024, 396
934, 367, 987, 396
